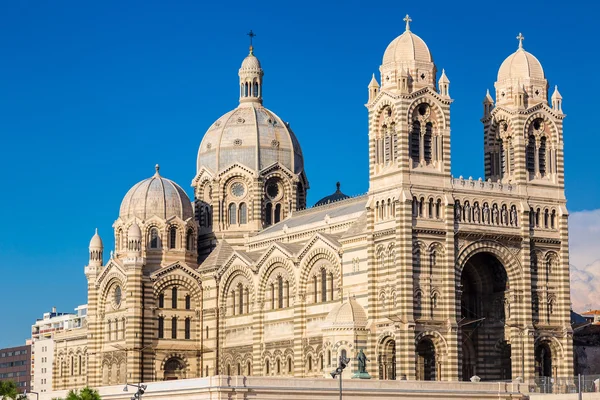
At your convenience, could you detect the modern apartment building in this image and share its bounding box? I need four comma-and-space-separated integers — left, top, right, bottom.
0, 345, 31, 393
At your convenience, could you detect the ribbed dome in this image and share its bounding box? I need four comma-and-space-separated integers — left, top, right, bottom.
240, 53, 261, 70
315, 182, 350, 207
128, 222, 142, 239
89, 229, 103, 248
498, 48, 544, 81
197, 103, 304, 175
382, 30, 432, 66
119, 165, 193, 221
324, 297, 368, 329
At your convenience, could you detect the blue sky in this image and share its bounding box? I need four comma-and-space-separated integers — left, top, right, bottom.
0, 0, 598, 348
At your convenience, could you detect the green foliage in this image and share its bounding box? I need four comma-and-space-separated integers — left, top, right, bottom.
0, 380, 20, 400
56, 386, 101, 400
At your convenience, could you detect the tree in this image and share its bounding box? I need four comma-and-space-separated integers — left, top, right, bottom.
0, 381, 27, 400
55, 387, 101, 400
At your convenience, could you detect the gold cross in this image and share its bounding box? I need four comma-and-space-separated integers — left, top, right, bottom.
404, 14, 412, 31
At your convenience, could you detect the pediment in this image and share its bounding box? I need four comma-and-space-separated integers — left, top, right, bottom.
150, 261, 202, 284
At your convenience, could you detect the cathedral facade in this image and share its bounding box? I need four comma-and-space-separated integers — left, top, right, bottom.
69, 18, 572, 389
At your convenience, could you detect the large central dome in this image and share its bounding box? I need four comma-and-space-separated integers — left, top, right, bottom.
197, 102, 304, 175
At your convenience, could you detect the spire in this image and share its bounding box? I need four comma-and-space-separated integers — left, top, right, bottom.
154, 164, 160, 176
403, 14, 412, 31
368, 73, 380, 88
551, 85, 563, 113
551, 85, 562, 99
439, 69, 449, 83
88, 229, 103, 267
247, 30, 256, 55
516, 32, 524, 49
438, 69, 450, 97
239, 30, 264, 105
484, 89, 494, 104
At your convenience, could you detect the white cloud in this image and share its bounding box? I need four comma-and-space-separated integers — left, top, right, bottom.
569, 209, 600, 312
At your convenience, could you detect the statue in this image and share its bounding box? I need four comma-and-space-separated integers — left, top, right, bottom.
352, 349, 372, 379
483, 203, 490, 224
510, 207, 517, 226
357, 349, 369, 373
492, 205, 499, 225
473, 204, 480, 223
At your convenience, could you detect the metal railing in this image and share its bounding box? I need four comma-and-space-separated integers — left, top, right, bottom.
528, 375, 600, 394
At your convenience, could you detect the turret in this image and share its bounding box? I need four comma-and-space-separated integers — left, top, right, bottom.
551, 85, 563, 113
368, 74, 379, 103
127, 222, 142, 255
88, 228, 103, 267
483, 89, 494, 117
438, 69, 450, 97
239, 31, 264, 104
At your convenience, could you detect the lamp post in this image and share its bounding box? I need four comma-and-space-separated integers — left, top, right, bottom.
330, 356, 350, 400
24, 390, 39, 400
123, 383, 147, 400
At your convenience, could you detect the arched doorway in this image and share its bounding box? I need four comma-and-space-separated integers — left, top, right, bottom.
460, 252, 511, 381
378, 337, 396, 380
416, 339, 436, 381
535, 342, 553, 378
163, 357, 186, 381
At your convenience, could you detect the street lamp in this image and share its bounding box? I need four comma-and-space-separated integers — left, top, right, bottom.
24, 390, 39, 400
330, 356, 350, 400
123, 383, 147, 400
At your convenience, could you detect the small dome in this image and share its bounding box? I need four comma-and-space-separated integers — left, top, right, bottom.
128, 222, 142, 239
497, 48, 544, 81
315, 182, 350, 207
119, 165, 193, 221
240, 52, 261, 70
324, 297, 368, 329
89, 229, 103, 248
382, 30, 432, 66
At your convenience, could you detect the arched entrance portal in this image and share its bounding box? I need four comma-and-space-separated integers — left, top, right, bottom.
535, 342, 553, 378
460, 252, 512, 381
163, 357, 186, 381
378, 337, 396, 380
416, 339, 436, 381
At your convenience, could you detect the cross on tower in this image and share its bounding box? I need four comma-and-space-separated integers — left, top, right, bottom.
247, 30, 256, 47
403, 14, 412, 31
516, 32, 524, 49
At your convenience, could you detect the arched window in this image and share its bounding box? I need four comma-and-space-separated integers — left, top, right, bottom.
313, 276, 318, 303
169, 227, 177, 249
228, 203, 237, 225
419, 198, 424, 218
544, 209, 549, 228
265, 359, 270, 375
288, 357, 293, 373
244, 82, 248, 97
171, 317, 177, 339
237, 363, 241, 375
184, 318, 191, 339
277, 276, 284, 309
185, 295, 191, 310
341, 349, 347, 362
410, 121, 420, 163
150, 228, 159, 249
274, 203, 282, 223
424, 122, 433, 163
206, 326, 209, 339
247, 361, 252, 376
186, 229, 193, 251
320, 354, 324, 370
307, 355, 312, 371
526, 135, 536, 175
172, 287, 178, 309
158, 317, 164, 339
539, 136, 547, 176
78, 355, 82, 375
327, 350, 332, 367
276, 358, 281, 374
253, 82, 259, 97
321, 268, 327, 302
270, 283, 275, 310
238, 284, 244, 314
329, 272, 334, 301
265, 203, 272, 226
428, 198, 434, 218
436, 199, 441, 219
158, 293, 164, 308
239, 203, 247, 224
551, 210, 556, 229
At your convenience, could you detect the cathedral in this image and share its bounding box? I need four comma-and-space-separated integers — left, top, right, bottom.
57, 17, 573, 389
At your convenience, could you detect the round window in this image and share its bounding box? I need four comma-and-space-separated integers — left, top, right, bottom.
231, 182, 246, 198
114, 286, 122, 307
266, 182, 280, 199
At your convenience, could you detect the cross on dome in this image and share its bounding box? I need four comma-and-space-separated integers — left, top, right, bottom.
516, 32, 524, 49
403, 14, 412, 31
247, 29, 256, 54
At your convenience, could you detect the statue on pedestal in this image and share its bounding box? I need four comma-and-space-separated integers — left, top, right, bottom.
352, 349, 372, 379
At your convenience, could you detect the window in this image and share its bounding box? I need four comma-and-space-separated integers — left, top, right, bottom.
327, 350, 331, 366
274, 203, 282, 223
171, 317, 177, 339
239, 203, 247, 224
307, 355, 312, 371
239, 285, 244, 315
424, 122, 433, 163
185, 318, 191, 339
206, 326, 209, 339
169, 226, 177, 249
278, 276, 284, 309
186, 229, 193, 251
526, 135, 536, 175
248, 361, 252, 376
229, 203, 237, 225
150, 228, 159, 249
265, 203, 272, 226
185, 295, 191, 310
410, 121, 420, 163
172, 287, 178, 309
321, 269, 327, 302
266, 359, 270, 374
158, 317, 164, 339
539, 136, 547, 176
159, 293, 164, 308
